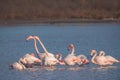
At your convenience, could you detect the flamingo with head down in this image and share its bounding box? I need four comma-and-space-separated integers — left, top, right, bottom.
99, 51, 119, 64
27, 35, 59, 67
76, 54, 89, 65
10, 53, 42, 70
22, 53, 42, 67
9, 58, 26, 70
64, 44, 80, 66
90, 49, 113, 66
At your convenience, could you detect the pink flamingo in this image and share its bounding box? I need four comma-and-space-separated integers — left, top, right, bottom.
99, 51, 119, 64
90, 50, 113, 66
26, 36, 46, 60
27, 35, 59, 67
22, 53, 42, 66
76, 54, 89, 65
9, 58, 26, 70
64, 44, 80, 66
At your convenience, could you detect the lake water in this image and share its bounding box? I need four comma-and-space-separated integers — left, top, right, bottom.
0, 23, 120, 80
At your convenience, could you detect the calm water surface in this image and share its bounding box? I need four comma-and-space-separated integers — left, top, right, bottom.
0, 23, 120, 80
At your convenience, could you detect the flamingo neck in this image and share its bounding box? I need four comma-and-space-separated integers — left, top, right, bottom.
18, 60, 26, 69
71, 47, 75, 55
33, 38, 40, 54
99, 51, 105, 56
91, 52, 97, 64
37, 38, 49, 54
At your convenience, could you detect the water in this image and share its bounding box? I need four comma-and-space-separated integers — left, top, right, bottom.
0, 23, 120, 80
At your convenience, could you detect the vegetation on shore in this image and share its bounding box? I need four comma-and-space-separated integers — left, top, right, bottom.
0, 0, 120, 20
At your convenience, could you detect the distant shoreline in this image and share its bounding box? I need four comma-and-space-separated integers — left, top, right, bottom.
0, 19, 120, 25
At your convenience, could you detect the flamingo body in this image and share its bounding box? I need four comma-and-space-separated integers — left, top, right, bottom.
22, 54, 42, 65
64, 54, 78, 66
10, 62, 26, 71
64, 44, 80, 66
91, 50, 114, 66
99, 51, 119, 63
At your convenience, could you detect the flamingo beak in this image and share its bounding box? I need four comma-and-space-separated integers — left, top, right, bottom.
59, 60, 65, 65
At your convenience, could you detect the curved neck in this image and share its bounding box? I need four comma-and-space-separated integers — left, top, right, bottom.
18, 60, 26, 69
36, 38, 48, 54
91, 52, 97, 64
99, 51, 105, 56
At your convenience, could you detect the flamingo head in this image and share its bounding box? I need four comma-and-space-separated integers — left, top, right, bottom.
67, 44, 74, 51
54, 53, 62, 60
77, 55, 89, 64
9, 64, 14, 69
34, 36, 40, 41
99, 50, 105, 56
19, 58, 27, 64
82, 59, 89, 64
90, 49, 97, 56
26, 35, 34, 41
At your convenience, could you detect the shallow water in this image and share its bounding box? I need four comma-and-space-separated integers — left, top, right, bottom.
0, 23, 120, 80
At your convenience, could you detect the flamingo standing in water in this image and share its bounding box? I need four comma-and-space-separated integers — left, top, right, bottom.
27, 35, 59, 67
26, 36, 46, 60
26, 35, 60, 66
64, 44, 80, 66
90, 50, 113, 66
99, 51, 119, 64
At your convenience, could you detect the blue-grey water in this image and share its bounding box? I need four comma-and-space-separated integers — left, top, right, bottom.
0, 23, 120, 80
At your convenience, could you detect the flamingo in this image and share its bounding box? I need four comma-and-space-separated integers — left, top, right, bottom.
90, 50, 113, 66
54, 53, 66, 65
76, 54, 89, 65
26, 36, 46, 61
99, 51, 119, 64
9, 58, 26, 71
26, 35, 59, 67
29, 35, 59, 67
22, 53, 42, 67
26, 36, 62, 61
64, 44, 80, 66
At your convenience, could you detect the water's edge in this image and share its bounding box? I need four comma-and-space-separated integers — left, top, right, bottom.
0, 19, 120, 25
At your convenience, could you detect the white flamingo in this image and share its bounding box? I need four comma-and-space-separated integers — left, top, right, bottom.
99, 51, 119, 64
26, 36, 46, 60
22, 53, 42, 66
76, 54, 89, 65
32, 35, 59, 67
90, 50, 113, 66
10, 58, 26, 71
27, 35, 62, 61
64, 44, 80, 66
26, 35, 59, 67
